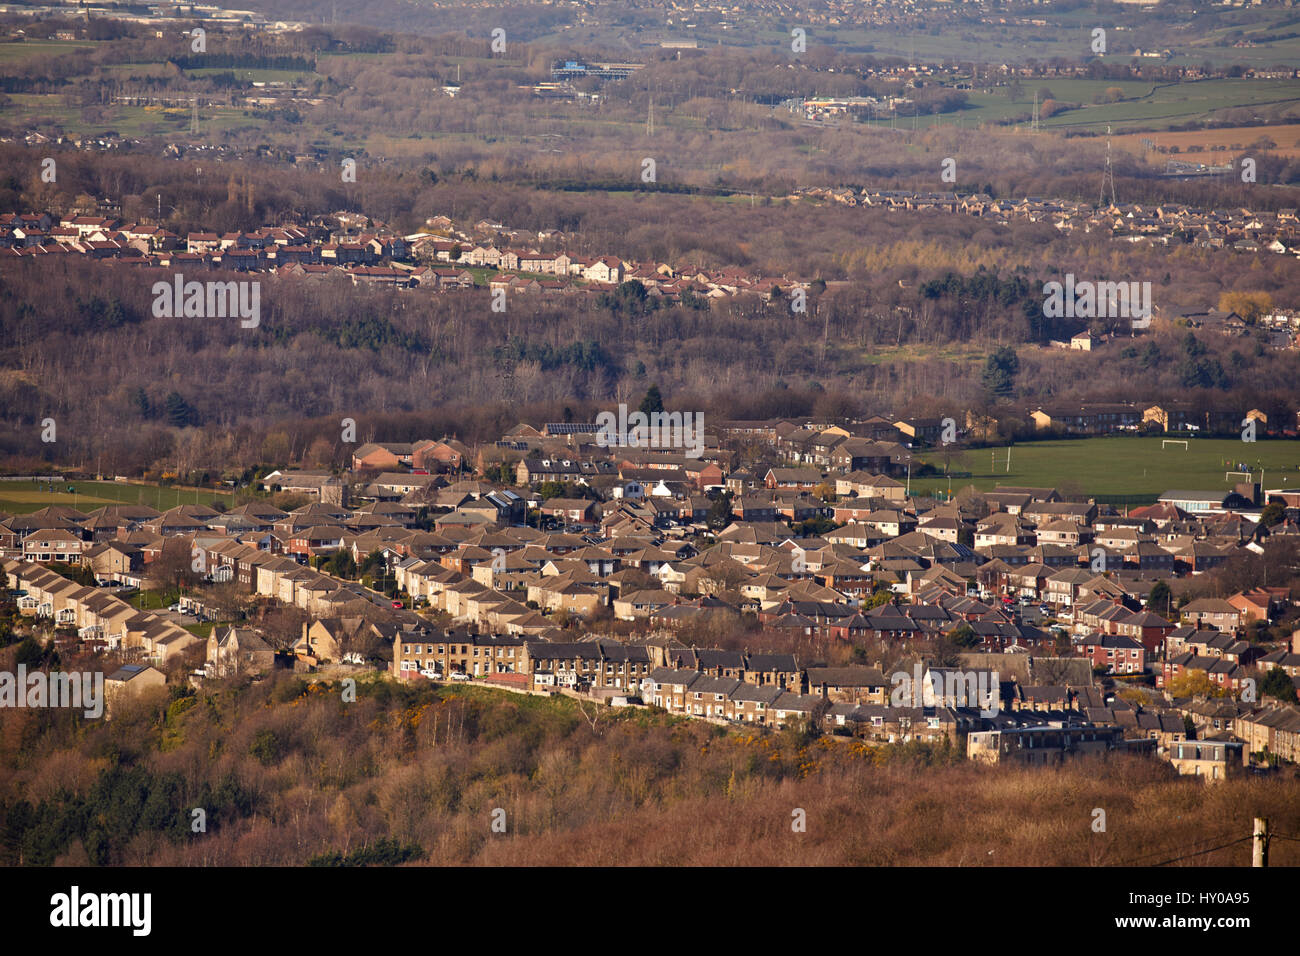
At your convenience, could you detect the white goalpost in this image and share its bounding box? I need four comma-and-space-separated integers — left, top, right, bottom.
1161, 439, 1188, 450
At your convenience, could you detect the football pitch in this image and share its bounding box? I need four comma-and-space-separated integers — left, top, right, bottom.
0, 480, 232, 515
911, 437, 1300, 502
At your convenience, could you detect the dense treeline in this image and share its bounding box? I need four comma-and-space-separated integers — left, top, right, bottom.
1, 664, 1297, 866
167, 54, 320, 72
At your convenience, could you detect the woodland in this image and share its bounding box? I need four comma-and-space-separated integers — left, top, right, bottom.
1, 664, 1297, 866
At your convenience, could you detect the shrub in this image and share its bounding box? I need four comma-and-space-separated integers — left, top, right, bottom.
249, 729, 282, 766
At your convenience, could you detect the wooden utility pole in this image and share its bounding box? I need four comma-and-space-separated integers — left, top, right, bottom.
1253, 817, 1269, 867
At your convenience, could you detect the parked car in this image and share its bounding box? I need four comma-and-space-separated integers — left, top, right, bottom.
168, 603, 181, 612
419, 668, 442, 680
391, 600, 404, 609
450, 672, 471, 682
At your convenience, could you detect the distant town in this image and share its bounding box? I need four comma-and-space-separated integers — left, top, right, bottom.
4, 191, 1300, 335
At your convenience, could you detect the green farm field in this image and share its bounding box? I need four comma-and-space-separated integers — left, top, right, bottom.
0, 39, 94, 63
185, 67, 319, 83
0, 480, 231, 515
5, 94, 257, 138
763, 77, 1300, 134
911, 436, 1300, 501
907, 78, 1300, 132
699, 8, 1300, 69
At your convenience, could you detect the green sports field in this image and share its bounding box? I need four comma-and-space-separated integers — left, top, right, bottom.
0, 480, 231, 515
912, 437, 1300, 501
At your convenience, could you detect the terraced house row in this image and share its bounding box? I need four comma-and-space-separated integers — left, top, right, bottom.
2, 559, 200, 664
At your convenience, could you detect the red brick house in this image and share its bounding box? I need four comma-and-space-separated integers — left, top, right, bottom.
1081, 633, 1145, 674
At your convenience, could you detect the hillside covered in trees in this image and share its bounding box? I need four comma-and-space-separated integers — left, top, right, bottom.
2, 669, 1297, 866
